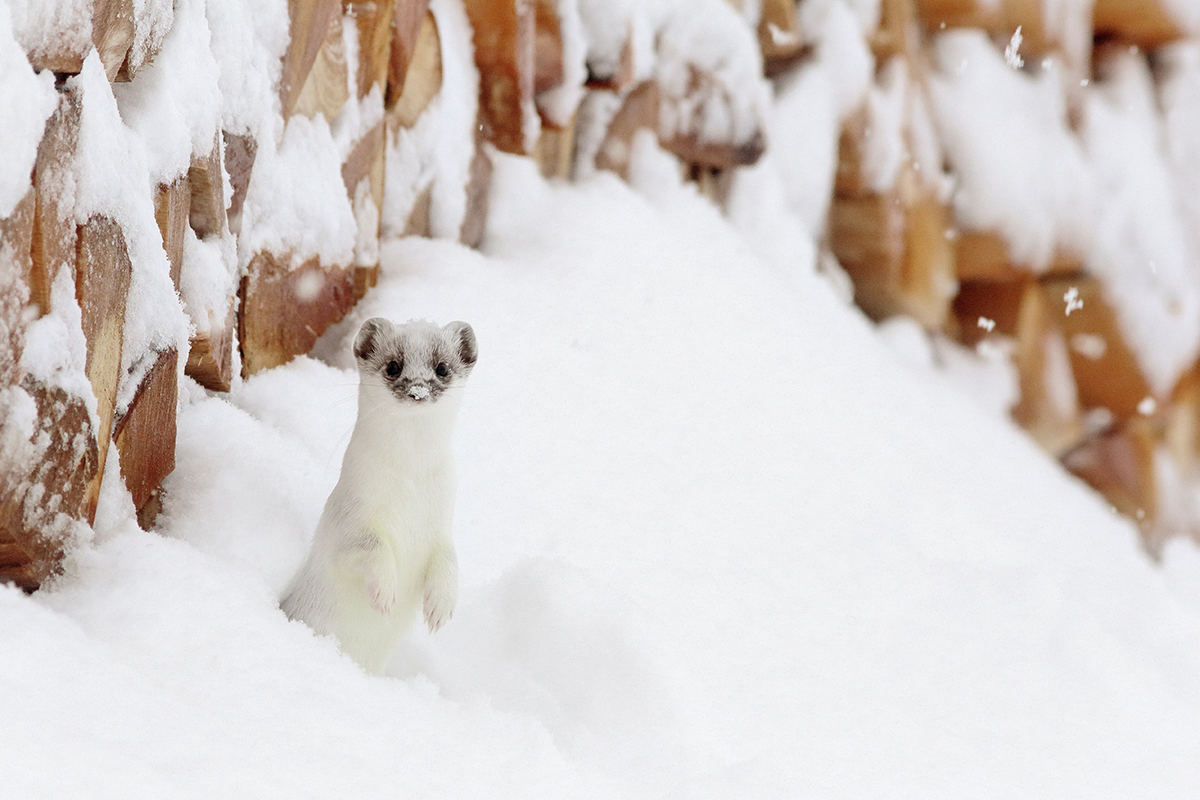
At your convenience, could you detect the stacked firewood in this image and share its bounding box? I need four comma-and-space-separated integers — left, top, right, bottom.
3, 0, 1200, 588
829, 0, 1200, 552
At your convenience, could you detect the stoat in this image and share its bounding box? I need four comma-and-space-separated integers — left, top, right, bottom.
282, 317, 477, 673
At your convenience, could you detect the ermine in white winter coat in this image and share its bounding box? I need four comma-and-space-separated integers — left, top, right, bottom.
282, 317, 477, 673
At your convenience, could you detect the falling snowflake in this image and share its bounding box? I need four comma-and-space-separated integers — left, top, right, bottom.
977, 317, 996, 332
1063, 286, 1083, 316
1005, 26, 1024, 69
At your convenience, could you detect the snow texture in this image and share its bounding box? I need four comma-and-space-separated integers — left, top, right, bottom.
0, 1, 57, 218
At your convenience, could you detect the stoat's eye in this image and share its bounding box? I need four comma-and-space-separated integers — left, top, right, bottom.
434, 362, 450, 379
385, 360, 402, 378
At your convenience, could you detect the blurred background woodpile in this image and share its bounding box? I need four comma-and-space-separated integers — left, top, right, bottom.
4, 0, 1200, 588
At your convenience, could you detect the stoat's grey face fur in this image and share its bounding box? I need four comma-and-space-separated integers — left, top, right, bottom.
353, 317, 477, 405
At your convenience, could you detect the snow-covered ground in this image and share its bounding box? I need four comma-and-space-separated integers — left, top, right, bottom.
7, 147, 1200, 797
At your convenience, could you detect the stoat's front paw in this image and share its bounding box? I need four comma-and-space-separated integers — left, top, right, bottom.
423, 581, 456, 633
366, 568, 398, 615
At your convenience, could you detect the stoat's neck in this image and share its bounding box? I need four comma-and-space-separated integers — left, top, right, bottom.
343, 384, 462, 473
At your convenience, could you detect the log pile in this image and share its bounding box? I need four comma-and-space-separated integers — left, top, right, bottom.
4, 0, 1200, 588
828, 0, 1200, 551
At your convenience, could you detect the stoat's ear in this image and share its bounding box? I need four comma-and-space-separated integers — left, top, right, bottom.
354, 317, 391, 362
445, 321, 477, 368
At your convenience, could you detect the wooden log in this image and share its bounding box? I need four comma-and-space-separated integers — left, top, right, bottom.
594, 81, 660, 180
223, 132, 257, 237
533, 0, 565, 97
1041, 277, 1154, 419
93, 0, 136, 81
1166, 365, 1200, 479
1063, 417, 1159, 532
154, 176, 190, 292
76, 215, 133, 523
188, 135, 228, 239
0, 190, 36, 388
114, 349, 178, 530
347, 0, 399, 99
185, 304, 237, 393
828, 183, 957, 331
342, 119, 386, 270
292, 10, 351, 122
464, 0, 537, 154
1093, 0, 1189, 49
659, 66, 766, 170
388, 9, 442, 128
32, 91, 83, 319
534, 113, 576, 180
758, 0, 805, 73
955, 278, 1086, 454
460, 138, 493, 248
0, 379, 98, 590
402, 183, 434, 238
342, 120, 387, 222
874, 0, 923, 62
387, 0, 434, 109
955, 229, 1083, 282
281, 0, 345, 119
239, 253, 358, 376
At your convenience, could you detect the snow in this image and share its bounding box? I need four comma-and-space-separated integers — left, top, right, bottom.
0, 0, 56, 218
6, 143, 1200, 796
239, 113, 358, 271
112, 0, 221, 184
929, 30, 1093, 270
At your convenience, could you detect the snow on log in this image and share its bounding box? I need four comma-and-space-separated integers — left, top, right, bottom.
75, 215, 133, 521
1, 190, 35, 386
388, 9, 442, 128
0, 380, 98, 591
113, 347, 177, 529
239, 252, 358, 376
464, 0, 538, 154
280, 0, 344, 119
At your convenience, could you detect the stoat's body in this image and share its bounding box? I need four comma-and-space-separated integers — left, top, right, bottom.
282, 318, 477, 673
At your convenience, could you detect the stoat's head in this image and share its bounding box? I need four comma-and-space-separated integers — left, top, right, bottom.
353, 317, 477, 406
